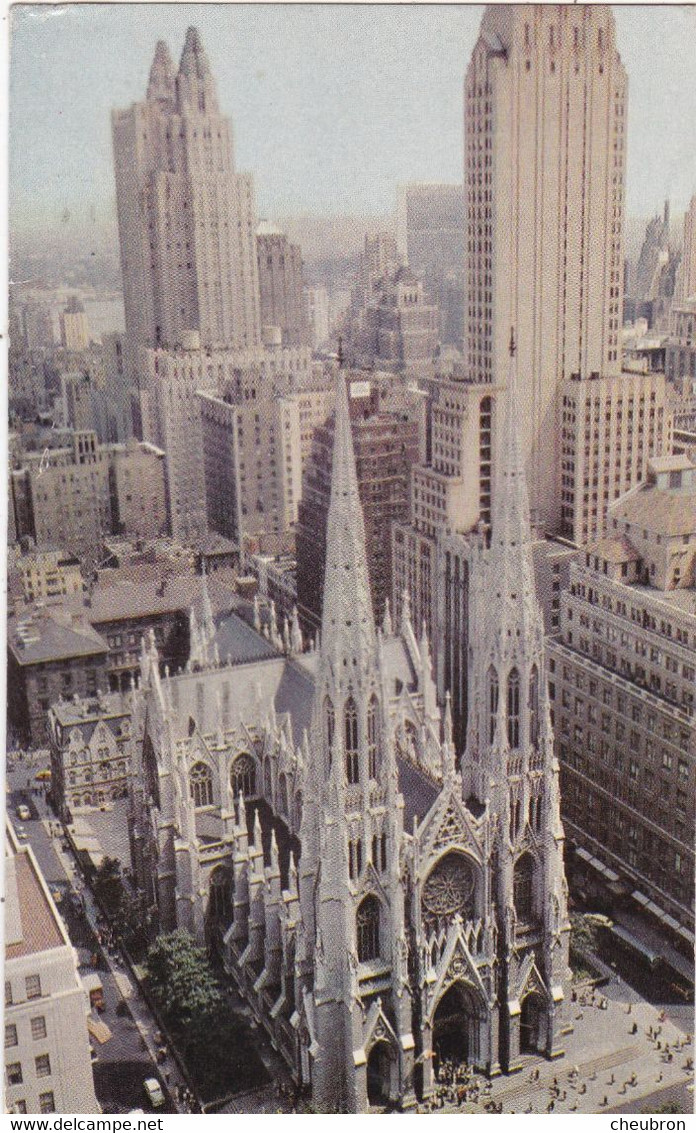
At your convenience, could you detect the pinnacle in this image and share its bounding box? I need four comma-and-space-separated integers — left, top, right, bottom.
318, 368, 376, 672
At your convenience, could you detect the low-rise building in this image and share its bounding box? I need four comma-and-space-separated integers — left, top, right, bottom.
8, 609, 110, 747
5, 827, 99, 1114
48, 692, 133, 820
13, 550, 84, 606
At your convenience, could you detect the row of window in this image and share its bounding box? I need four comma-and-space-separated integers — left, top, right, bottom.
5, 975, 41, 1005
8, 1092, 54, 1114
6, 1053, 51, 1084
487, 665, 540, 749
5, 1016, 46, 1046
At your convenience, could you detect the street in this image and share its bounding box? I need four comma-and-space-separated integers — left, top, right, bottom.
7, 757, 177, 1115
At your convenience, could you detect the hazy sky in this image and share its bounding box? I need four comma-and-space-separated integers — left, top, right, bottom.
9, 3, 696, 236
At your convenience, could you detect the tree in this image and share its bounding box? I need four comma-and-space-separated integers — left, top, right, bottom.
93, 857, 126, 919
146, 930, 221, 1031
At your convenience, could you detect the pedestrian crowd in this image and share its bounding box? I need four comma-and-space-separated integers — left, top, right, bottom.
416, 1058, 502, 1113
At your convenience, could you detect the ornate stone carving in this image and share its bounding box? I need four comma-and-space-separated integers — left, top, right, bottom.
433, 802, 468, 850
422, 853, 476, 932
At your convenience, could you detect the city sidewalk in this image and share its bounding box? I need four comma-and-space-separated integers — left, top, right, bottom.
40, 814, 193, 1114
423, 971, 693, 1115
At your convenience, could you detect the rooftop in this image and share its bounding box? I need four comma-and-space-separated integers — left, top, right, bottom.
6, 835, 66, 960
612, 486, 696, 538
83, 573, 209, 624
588, 535, 640, 565
50, 690, 130, 728
213, 609, 280, 665
9, 609, 108, 666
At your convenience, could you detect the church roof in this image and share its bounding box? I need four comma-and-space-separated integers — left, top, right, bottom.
396, 757, 439, 827
213, 610, 280, 665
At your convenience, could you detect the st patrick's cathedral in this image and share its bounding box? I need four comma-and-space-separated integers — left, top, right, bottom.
128, 340, 571, 1112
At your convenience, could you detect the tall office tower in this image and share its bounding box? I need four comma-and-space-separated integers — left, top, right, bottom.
256, 223, 309, 347
550, 455, 696, 944
674, 196, 696, 306
634, 202, 671, 306
112, 28, 261, 371
465, 6, 627, 531
199, 384, 303, 556
59, 297, 90, 352
396, 183, 466, 348
112, 28, 263, 540
350, 267, 439, 372
305, 286, 330, 350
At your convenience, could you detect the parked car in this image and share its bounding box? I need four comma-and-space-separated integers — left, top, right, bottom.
143, 1078, 165, 1108
16, 804, 31, 821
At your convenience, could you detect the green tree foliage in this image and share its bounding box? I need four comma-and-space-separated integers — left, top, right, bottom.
146, 930, 222, 1031
93, 857, 126, 919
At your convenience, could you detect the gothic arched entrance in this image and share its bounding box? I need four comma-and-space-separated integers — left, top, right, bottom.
366, 1042, 393, 1108
520, 993, 547, 1054
432, 981, 483, 1073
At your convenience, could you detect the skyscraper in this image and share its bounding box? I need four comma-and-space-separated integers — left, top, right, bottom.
674, 196, 696, 306
112, 29, 272, 542
465, 6, 627, 530
256, 223, 309, 348
112, 28, 261, 366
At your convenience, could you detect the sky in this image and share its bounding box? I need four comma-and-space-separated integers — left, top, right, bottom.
8, 3, 696, 238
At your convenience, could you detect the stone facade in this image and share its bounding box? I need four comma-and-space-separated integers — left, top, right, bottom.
126, 360, 569, 1111
48, 692, 134, 821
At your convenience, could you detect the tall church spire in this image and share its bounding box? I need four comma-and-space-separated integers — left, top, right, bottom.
488, 328, 538, 629
319, 369, 377, 669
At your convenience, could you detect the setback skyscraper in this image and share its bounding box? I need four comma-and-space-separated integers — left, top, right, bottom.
465, 6, 627, 531
112, 29, 261, 368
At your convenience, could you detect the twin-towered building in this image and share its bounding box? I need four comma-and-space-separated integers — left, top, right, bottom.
112, 28, 312, 546
126, 349, 570, 1110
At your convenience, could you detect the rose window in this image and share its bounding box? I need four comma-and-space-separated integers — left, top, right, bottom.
422, 854, 476, 930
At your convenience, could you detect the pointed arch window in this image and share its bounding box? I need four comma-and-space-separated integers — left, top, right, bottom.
278, 773, 289, 816
367, 695, 379, 779
529, 665, 540, 746
513, 853, 536, 923
487, 665, 499, 744
345, 697, 359, 784
230, 753, 255, 797
190, 761, 213, 808
325, 696, 335, 771
507, 668, 520, 748
356, 894, 380, 962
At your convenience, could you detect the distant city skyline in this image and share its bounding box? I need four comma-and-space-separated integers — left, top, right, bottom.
9, 4, 696, 242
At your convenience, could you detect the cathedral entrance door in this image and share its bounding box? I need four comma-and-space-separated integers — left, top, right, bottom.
366, 1043, 392, 1108
432, 982, 481, 1073
520, 993, 546, 1054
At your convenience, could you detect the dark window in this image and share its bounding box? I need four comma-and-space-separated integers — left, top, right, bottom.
345, 697, 359, 784
356, 895, 380, 962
